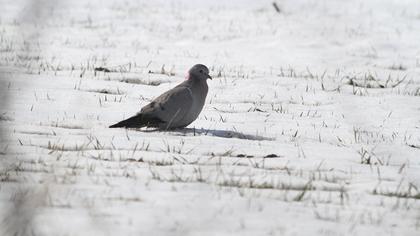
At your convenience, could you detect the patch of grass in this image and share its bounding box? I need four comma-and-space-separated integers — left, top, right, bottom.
373, 182, 420, 200
346, 73, 407, 89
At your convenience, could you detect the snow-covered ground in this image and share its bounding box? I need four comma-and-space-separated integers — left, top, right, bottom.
1, 0, 420, 235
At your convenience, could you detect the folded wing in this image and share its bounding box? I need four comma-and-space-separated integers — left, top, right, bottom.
109, 86, 193, 129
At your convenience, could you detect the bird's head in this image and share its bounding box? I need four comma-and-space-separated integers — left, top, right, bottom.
188, 64, 212, 81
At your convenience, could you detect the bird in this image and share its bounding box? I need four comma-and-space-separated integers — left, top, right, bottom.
109, 64, 212, 130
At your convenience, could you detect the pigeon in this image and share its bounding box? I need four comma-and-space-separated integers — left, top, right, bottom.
109, 64, 212, 129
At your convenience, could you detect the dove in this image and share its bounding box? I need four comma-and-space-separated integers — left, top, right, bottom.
109, 64, 212, 129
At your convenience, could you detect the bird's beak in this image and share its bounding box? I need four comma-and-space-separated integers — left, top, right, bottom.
207, 74, 212, 80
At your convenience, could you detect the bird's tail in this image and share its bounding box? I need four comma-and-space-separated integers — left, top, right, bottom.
109, 114, 163, 128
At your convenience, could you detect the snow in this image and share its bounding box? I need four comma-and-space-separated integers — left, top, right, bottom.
1, 0, 420, 235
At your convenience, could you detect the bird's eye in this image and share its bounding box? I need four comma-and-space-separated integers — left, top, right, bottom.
199, 69, 203, 73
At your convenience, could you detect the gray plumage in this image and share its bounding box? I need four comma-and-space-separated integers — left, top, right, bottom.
109, 64, 211, 129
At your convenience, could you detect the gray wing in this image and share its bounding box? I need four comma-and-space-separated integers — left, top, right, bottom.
140, 86, 193, 126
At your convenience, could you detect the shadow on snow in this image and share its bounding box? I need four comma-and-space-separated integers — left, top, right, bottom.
144, 127, 274, 141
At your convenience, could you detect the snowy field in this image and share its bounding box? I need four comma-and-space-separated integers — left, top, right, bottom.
1, 0, 420, 235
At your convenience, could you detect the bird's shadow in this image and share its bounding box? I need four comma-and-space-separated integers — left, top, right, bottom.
143, 127, 274, 141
